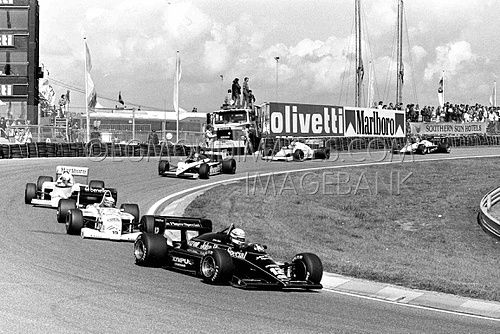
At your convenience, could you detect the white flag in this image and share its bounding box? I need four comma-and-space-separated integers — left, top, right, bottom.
85, 41, 97, 109
173, 51, 182, 113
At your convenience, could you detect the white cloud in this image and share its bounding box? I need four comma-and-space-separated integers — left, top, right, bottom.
424, 41, 476, 81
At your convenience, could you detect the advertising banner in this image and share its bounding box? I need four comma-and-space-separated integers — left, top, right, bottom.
409, 122, 488, 135
268, 102, 344, 137
344, 107, 406, 137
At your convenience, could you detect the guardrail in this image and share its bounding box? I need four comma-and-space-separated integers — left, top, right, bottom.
478, 186, 500, 239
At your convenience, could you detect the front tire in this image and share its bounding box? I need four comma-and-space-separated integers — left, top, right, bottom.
158, 160, 170, 175
198, 163, 210, 179
134, 233, 168, 267
57, 199, 77, 224
293, 149, 305, 161
66, 209, 84, 235
25, 183, 36, 204
417, 144, 427, 155
292, 253, 323, 284
221, 159, 236, 174
200, 248, 234, 284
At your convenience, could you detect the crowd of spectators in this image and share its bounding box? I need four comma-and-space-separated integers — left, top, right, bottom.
373, 100, 500, 123
0, 117, 33, 143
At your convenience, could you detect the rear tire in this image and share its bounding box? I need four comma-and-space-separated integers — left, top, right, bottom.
292, 253, 323, 284
89, 180, 105, 189
293, 149, 305, 161
158, 160, 170, 175
120, 203, 140, 222
200, 248, 234, 284
221, 159, 236, 174
25, 183, 36, 204
57, 198, 77, 224
134, 233, 168, 267
66, 209, 84, 235
36, 176, 53, 191
198, 163, 210, 179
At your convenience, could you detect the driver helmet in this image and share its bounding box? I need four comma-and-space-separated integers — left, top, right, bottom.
103, 196, 115, 207
59, 171, 72, 185
230, 228, 246, 246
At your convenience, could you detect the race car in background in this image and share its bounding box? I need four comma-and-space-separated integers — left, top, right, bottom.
262, 141, 330, 161
24, 166, 115, 208
393, 137, 452, 155
58, 190, 141, 242
158, 151, 236, 179
134, 216, 323, 290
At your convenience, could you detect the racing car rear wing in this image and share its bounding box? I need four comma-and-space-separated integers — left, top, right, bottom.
56, 166, 89, 177
141, 215, 212, 235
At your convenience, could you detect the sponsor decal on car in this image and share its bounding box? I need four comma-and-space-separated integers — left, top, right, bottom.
172, 256, 193, 267
227, 248, 247, 259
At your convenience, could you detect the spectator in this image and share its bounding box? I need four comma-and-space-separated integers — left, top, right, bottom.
231, 78, 241, 108
58, 94, 67, 117
204, 124, 216, 147
248, 90, 256, 109
147, 130, 159, 145
0, 117, 5, 138
242, 77, 250, 108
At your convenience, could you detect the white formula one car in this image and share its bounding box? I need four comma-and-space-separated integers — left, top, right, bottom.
394, 138, 451, 155
262, 141, 330, 161
158, 151, 236, 179
58, 190, 141, 242
24, 166, 111, 208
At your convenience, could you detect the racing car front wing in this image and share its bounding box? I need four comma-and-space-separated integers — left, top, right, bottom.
81, 228, 141, 242
160, 171, 200, 179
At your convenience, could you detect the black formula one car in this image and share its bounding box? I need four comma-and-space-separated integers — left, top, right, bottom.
134, 216, 323, 290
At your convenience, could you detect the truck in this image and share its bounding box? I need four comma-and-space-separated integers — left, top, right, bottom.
205, 102, 339, 157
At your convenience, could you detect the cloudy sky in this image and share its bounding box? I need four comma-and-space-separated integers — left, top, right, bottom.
39, 0, 500, 112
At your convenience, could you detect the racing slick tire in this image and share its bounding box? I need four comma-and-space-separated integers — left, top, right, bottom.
66, 209, 84, 235
437, 143, 451, 153
140, 215, 163, 234
292, 253, 323, 284
198, 163, 210, 179
158, 160, 170, 175
120, 203, 140, 222
36, 176, 53, 191
57, 198, 77, 224
221, 158, 236, 174
134, 233, 168, 267
25, 183, 36, 204
200, 248, 234, 284
89, 180, 105, 189
293, 149, 305, 161
416, 144, 427, 155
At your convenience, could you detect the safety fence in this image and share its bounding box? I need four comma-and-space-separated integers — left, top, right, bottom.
478, 186, 500, 240
0, 142, 192, 160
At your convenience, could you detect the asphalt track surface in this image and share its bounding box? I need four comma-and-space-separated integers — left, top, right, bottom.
1, 148, 499, 333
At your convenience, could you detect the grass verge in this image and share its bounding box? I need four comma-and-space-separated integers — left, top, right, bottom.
184, 157, 500, 301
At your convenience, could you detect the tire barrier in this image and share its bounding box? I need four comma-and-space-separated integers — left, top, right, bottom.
478, 186, 500, 239
0, 142, 192, 160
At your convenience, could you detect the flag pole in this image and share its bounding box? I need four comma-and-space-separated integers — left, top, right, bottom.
84, 37, 90, 142
175, 51, 180, 143
442, 70, 445, 104
494, 80, 497, 108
